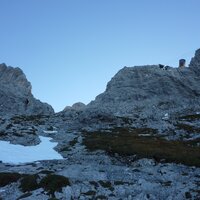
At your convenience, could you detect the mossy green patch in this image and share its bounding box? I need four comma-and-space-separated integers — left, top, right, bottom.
185, 191, 192, 199
47, 126, 54, 131
11, 115, 48, 125
179, 114, 200, 121
95, 195, 108, 200
186, 138, 200, 147
89, 181, 99, 188
39, 170, 54, 175
40, 174, 70, 197
20, 174, 40, 192
59, 146, 69, 152
6, 123, 13, 129
98, 180, 112, 189
69, 137, 78, 147
0, 131, 6, 136
175, 123, 200, 133
83, 190, 96, 196
60, 137, 79, 152
114, 181, 127, 185
161, 181, 172, 187
0, 172, 22, 187
83, 128, 200, 167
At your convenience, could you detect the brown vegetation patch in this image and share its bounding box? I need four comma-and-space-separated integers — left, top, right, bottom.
175, 123, 200, 133
40, 174, 70, 197
83, 128, 200, 167
20, 174, 40, 192
179, 114, 200, 121
11, 115, 48, 125
0, 172, 22, 187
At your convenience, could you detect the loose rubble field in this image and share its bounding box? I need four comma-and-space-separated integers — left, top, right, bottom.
0, 115, 200, 200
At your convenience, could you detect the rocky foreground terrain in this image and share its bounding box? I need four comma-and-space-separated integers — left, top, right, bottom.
0, 49, 200, 200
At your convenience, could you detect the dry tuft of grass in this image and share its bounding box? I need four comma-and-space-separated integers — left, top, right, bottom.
40, 174, 70, 197
0, 172, 22, 187
179, 114, 200, 121
20, 174, 40, 192
175, 123, 200, 133
83, 128, 200, 167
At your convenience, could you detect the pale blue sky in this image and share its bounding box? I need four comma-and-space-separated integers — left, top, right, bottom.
0, 0, 200, 112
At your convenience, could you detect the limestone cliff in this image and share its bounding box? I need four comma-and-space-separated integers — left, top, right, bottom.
189, 48, 200, 75
0, 63, 54, 116
76, 49, 200, 131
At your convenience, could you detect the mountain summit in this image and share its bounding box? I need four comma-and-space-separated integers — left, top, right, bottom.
0, 63, 54, 116
72, 49, 200, 132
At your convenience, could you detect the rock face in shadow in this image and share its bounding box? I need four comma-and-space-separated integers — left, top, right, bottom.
0, 63, 54, 117
189, 48, 200, 75
75, 49, 200, 130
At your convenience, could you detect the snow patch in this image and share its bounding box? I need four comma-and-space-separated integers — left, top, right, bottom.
162, 113, 169, 120
43, 130, 58, 134
0, 136, 63, 164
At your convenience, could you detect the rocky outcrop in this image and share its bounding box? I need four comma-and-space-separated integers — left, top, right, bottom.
0, 63, 54, 117
63, 102, 86, 112
76, 49, 200, 131
189, 48, 200, 75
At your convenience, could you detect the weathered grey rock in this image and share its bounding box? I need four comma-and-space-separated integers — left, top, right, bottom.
63, 102, 86, 112
189, 48, 200, 74
71, 102, 86, 111
76, 49, 200, 132
0, 113, 199, 200
89, 65, 200, 116
0, 63, 54, 117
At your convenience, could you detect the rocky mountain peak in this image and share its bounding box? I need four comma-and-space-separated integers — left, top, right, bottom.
0, 63, 32, 96
189, 48, 200, 72
0, 63, 54, 117
76, 49, 200, 131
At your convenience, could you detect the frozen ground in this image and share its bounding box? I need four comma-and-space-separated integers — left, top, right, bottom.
0, 136, 63, 164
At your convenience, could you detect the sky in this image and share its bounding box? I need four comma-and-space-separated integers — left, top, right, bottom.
0, 0, 200, 112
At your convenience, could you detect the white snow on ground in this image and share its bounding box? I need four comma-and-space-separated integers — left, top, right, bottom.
43, 130, 58, 134
0, 136, 63, 164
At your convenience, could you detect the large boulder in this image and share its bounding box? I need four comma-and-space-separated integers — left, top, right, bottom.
0, 63, 54, 117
